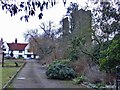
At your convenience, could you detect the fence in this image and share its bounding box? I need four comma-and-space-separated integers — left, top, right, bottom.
116, 65, 120, 90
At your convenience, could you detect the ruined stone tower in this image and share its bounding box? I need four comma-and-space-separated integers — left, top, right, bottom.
62, 9, 92, 43
71, 9, 92, 50
62, 17, 70, 38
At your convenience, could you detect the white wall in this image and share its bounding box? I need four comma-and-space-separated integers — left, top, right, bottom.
2, 42, 9, 55
24, 44, 34, 59
12, 51, 25, 58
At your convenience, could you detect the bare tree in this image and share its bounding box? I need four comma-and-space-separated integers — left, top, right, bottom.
39, 21, 57, 40
24, 29, 44, 59
24, 21, 59, 60
0, 0, 67, 21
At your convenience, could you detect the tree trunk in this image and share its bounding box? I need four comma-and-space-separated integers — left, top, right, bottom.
2, 52, 4, 67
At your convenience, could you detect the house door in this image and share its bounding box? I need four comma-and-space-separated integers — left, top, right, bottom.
27, 54, 31, 59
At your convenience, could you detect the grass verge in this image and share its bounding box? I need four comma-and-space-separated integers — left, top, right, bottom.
2, 67, 19, 87
1, 60, 25, 89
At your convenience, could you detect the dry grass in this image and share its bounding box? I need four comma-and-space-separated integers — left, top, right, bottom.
39, 53, 116, 85
103, 73, 116, 85
70, 59, 88, 75
70, 57, 115, 84
39, 52, 55, 65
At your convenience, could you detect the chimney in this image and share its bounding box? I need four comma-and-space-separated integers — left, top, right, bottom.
1, 38, 3, 43
15, 38, 17, 43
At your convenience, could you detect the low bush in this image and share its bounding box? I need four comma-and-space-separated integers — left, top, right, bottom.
96, 82, 106, 88
73, 75, 87, 84
46, 60, 76, 80
49, 59, 70, 66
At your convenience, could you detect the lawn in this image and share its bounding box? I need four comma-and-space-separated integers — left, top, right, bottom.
2, 67, 19, 87
1, 59, 25, 89
4, 59, 24, 67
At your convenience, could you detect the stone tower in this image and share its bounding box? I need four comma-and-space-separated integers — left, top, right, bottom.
62, 17, 70, 38
71, 9, 92, 50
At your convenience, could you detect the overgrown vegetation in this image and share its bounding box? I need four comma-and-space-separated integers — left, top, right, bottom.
21, 0, 119, 89
0, 0, 119, 89
1, 0, 117, 87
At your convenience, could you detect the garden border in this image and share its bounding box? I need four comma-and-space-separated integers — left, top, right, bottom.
2, 61, 26, 90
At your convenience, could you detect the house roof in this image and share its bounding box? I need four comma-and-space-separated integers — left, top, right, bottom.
7, 43, 28, 51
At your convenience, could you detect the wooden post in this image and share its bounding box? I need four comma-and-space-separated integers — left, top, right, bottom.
2, 52, 4, 67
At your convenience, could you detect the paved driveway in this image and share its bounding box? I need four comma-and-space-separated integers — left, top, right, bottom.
12, 60, 90, 89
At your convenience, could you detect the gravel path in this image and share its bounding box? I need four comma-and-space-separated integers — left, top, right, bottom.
12, 60, 89, 89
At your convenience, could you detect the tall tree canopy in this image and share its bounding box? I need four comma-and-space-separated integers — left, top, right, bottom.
91, 0, 120, 42
89, 0, 120, 72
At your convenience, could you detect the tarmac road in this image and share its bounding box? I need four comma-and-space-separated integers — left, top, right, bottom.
12, 60, 88, 89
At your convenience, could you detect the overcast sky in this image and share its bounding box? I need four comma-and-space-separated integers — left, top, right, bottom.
0, 0, 87, 43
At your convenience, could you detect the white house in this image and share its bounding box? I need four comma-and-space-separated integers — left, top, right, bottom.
3, 39, 36, 59
0, 38, 3, 61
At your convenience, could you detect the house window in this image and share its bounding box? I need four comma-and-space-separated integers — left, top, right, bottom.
19, 55, 23, 58
3, 49, 6, 51
19, 50, 23, 53
27, 54, 31, 58
27, 49, 31, 52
